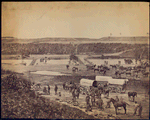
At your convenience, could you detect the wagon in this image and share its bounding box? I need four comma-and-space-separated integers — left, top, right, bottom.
80, 76, 128, 94
96, 76, 128, 93
79, 78, 94, 94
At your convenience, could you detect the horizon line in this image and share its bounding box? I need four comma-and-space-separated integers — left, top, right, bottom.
2, 35, 149, 39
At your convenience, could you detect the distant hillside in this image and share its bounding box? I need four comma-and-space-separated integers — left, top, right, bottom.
1, 36, 149, 44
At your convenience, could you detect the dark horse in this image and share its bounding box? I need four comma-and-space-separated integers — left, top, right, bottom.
94, 68, 106, 75
107, 98, 130, 115
128, 92, 137, 102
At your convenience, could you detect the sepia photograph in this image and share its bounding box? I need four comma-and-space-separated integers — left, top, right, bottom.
1, 2, 149, 119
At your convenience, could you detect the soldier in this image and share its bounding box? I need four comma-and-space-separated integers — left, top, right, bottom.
85, 94, 92, 112
115, 96, 119, 102
47, 85, 50, 95
97, 89, 102, 99
43, 87, 47, 94
133, 102, 143, 118
76, 87, 80, 99
66, 65, 69, 69
63, 82, 66, 90
90, 91, 95, 106
72, 89, 76, 102
54, 85, 58, 95
96, 97, 104, 110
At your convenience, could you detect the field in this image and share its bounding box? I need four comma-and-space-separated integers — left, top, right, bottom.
1, 54, 149, 119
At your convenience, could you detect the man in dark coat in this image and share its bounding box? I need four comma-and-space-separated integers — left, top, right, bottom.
47, 85, 50, 95
85, 94, 92, 112
54, 85, 58, 95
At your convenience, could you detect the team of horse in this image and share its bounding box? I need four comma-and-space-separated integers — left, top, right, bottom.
114, 64, 149, 78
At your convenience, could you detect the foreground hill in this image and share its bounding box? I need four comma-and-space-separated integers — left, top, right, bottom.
1, 69, 95, 119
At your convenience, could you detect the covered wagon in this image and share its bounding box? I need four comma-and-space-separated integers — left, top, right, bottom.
80, 78, 95, 94
96, 76, 128, 93
79, 76, 128, 94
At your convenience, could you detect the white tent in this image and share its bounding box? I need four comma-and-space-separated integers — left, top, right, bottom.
80, 78, 94, 87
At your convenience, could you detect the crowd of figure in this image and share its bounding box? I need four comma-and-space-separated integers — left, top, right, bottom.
63, 81, 110, 112
63, 80, 143, 118
31, 79, 144, 118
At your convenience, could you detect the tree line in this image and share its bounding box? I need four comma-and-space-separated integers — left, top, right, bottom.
2, 43, 148, 56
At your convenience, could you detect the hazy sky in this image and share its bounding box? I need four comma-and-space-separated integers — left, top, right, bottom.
2, 2, 149, 39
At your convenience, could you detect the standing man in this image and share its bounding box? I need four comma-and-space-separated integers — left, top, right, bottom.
76, 87, 80, 99
43, 87, 47, 94
63, 82, 66, 90
133, 102, 143, 118
66, 65, 69, 70
85, 94, 92, 112
115, 96, 119, 102
54, 85, 58, 95
96, 97, 104, 110
90, 91, 95, 106
47, 85, 50, 95
72, 89, 76, 102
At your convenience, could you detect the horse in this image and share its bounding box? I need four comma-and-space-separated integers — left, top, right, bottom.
94, 68, 100, 72
72, 67, 78, 72
94, 68, 106, 75
128, 92, 137, 102
108, 98, 130, 115
126, 71, 132, 76
110, 65, 117, 69
115, 71, 122, 78
124, 59, 133, 64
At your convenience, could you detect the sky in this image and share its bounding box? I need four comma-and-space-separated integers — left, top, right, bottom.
2, 2, 149, 39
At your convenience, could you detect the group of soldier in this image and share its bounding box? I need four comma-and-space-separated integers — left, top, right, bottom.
85, 86, 104, 112
63, 82, 80, 103
64, 81, 143, 117
43, 84, 59, 95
